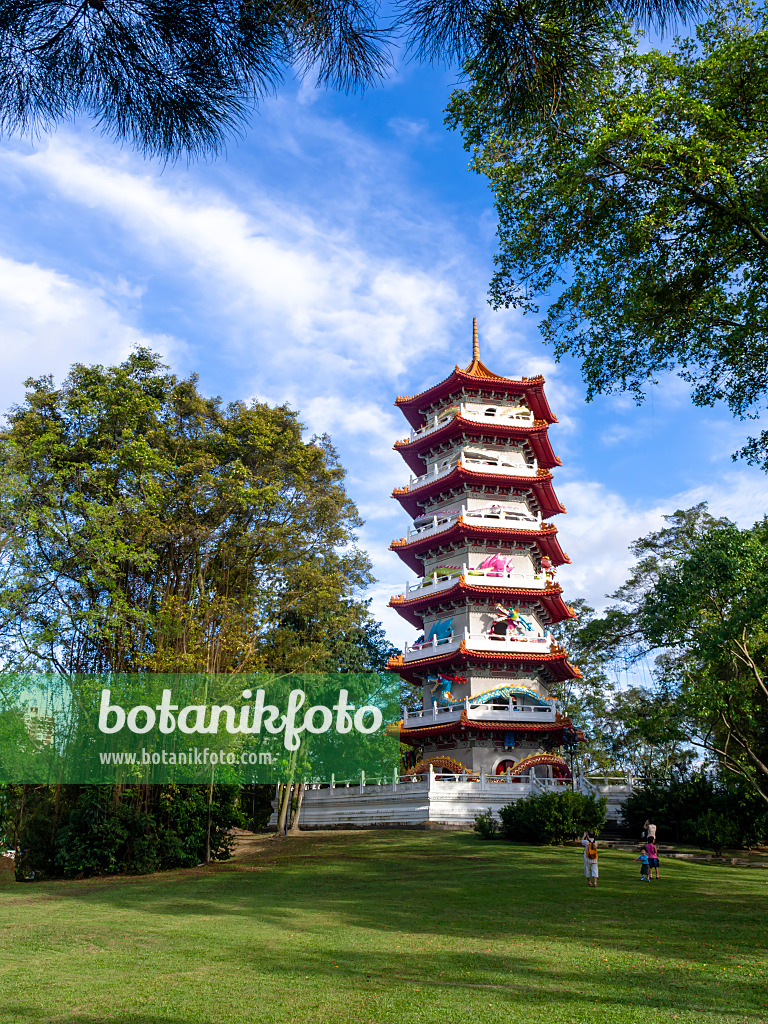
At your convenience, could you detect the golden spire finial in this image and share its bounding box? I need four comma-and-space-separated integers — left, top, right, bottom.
462, 316, 503, 378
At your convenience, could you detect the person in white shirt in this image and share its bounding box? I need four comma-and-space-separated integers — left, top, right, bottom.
582, 831, 598, 887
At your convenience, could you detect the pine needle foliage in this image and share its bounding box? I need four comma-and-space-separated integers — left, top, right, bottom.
0, 0, 701, 157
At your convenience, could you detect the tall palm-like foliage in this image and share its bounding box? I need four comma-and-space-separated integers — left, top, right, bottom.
0, 0, 700, 157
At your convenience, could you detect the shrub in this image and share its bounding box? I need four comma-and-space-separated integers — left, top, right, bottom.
498, 791, 607, 845
686, 809, 740, 856
473, 808, 500, 839
623, 777, 768, 849
13, 783, 237, 880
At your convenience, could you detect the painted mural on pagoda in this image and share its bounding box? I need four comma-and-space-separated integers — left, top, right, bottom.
387, 320, 585, 781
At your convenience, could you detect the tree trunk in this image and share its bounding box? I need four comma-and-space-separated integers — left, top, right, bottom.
13, 785, 27, 847
276, 782, 293, 836
205, 768, 215, 863
288, 783, 305, 833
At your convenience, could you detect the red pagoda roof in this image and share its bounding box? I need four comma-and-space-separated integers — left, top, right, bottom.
392, 465, 564, 520
388, 642, 582, 684
396, 368, 557, 430
390, 519, 570, 574
399, 711, 570, 744
389, 578, 575, 626
394, 415, 561, 475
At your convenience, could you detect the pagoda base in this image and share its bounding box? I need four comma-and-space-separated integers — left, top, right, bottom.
269, 775, 633, 830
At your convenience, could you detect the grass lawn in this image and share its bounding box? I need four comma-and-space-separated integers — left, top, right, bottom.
1, 830, 767, 1024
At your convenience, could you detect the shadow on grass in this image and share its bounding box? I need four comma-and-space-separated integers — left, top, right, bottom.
4, 829, 767, 1021
222, 943, 766, 1019
0, 1013, 191, 1024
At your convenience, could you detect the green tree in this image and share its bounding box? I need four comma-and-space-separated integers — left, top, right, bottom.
0, 349, 390, 871
0, 0, 697, 158
448, 0, 768, 466
583, 506, 768, 803
0, 348, 375, 675
551, 598, 616, 775
552, 599, 695, 776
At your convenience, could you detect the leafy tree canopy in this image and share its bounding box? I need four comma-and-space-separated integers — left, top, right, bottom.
552, 598, 695, 777
448, 0, 768, 466
0, 0, 698, 158
577, 505, 768, 803
0, 348, 378, 676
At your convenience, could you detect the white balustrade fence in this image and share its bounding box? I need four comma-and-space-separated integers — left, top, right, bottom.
406, 505, 540, 542
407, 403, 534, 444
270, 768, 635, 829
404, 565, 547, 598
408, 455, 538, 491
402, 628, 555, 662
402, 695, 556, 726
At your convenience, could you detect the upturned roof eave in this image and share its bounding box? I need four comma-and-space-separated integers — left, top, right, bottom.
393, 415, 560, 474
395, 368, 557, 429
389, 520, 570, 573
391, 465, 565, 520
388, 647, 582, 686
388, 579, 575, 627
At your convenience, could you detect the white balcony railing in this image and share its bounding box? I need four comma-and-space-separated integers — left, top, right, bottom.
408, 403, 534, 443
403, 696, 557, 728
406, 504, 540, 542
402, 628, 555, 661
404, 564, 547, 598
407, 454, 538, 492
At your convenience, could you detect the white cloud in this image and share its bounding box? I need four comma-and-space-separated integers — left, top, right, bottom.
388, 117, 430, 140
0, 254, 180, 417
555, 469, 768, 612
5, 138, 465, 389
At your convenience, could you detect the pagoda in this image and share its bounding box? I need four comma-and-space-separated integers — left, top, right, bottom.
388, 321, 583, 781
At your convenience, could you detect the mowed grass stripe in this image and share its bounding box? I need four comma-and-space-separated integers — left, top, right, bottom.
0, 830, 766, 1024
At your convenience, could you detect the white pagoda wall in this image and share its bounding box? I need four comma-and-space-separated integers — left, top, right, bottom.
420, 494, 539, 522
271, 774, 635, 832
420, 546, 537, 578
419, 604, 549, 641
417, 736, 545, 776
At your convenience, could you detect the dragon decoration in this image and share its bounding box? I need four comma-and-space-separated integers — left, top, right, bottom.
509, 753, 571, 779
402, 755, 472, 778
428, 674, 554, 708
401, 753, 571, 779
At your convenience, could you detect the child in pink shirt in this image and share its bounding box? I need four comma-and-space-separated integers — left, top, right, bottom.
646, 840, 660, 879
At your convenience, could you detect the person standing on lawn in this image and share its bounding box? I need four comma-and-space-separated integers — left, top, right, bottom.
636, 848, 651, 882
646, 820, 657, 843
646, 838, 660, 880
582, 831, 599, 887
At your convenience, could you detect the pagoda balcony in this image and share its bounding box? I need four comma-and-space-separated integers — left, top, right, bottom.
404, 564, 547, 598
402, 629, 555, 661
402, 698, 557, 728
406, 504, 540, 542
407, 454, 538, 492
408, 403, 534, 443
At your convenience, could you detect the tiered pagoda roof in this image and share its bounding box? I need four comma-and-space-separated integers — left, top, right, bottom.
389, 320, 582, 759
389, 579, 575, 627
391, 465, 564, 519
394, 415, 561, 475
390, 519, 569, 574
396, 709, 585, 746
388, 641, 582, 685
395, 366, 557, 428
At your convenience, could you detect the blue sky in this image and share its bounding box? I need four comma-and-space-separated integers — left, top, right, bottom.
0, 60, 765, 648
